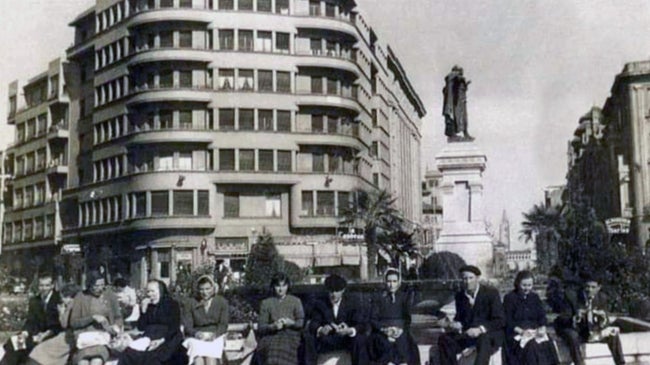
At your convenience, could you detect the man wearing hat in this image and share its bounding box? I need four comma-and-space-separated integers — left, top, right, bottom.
437, 265, 505, 365
304, 274, 370, 365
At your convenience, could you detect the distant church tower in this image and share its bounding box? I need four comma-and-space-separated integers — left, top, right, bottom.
498, 210, 511, 251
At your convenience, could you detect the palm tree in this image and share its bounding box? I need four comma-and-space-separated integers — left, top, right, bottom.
520, 202, 565, 274
339, 189, 403, 279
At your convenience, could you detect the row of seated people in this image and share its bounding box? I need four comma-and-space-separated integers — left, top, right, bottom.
0, 265, 627, 365
435, 266, 626, 365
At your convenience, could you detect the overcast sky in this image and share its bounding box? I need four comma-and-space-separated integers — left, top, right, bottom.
1, 1, 650, 248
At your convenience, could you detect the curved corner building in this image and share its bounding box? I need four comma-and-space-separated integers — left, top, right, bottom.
4, 0, 426, 286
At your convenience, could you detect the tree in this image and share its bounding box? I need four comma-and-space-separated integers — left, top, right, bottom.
420, 251, 466, 280
339, 189, 404, 279
244, 232, 304, 288
520, 202, 565, 274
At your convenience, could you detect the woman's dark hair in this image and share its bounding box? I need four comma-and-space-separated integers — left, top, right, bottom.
147, 279, 170, 299
384, 267, 400, 280
113, 277, 128, 288
514, 270, 535, 291
86, 270, 105, 290
269, 272, 290, 289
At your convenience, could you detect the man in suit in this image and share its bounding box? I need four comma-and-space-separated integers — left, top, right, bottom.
437, 265, 505, 365
1, 273, 62, 365
553, 273, 625, 365
303, 274, 370, 365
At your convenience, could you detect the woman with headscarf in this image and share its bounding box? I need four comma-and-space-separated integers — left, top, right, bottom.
503, 270, 559, 365
118, 279, 186, 365
68, 271, 122, 365
182, 275, 229, 365
252, 272, 305, 365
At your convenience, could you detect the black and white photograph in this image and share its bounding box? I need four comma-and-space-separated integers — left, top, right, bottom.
0, 1, 649, 364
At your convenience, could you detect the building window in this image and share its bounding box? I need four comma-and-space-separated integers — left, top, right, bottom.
327, 78, 337, 95
158, 250, 171, 279
239, 149, 255, 171
223, 193, 239, 217
277, 150, 291, 172
238, 30, 254, 51
301, 191, 313, 216
37, 114, 47, 136
158, 153, 174, 170
133, 192, 146, 217
327, 115, 338, 134
179, 110, 193, 129
312, 152, 324, 172
276, 32, 290, 53
219, 0, 234, 10
312, 115, 324, 133
160, 31, 173, 47
218, 69, 234, 90
219, 149, 235, 170
257, 0, 271, 11
259, 110, 273, 131
151, 191, 169, 215
179, 70, 193, 88
276, 71, 290, 92
179, 0, 193, 8
255, 31, 272, 52
219, 109, 235, 129
198, 190, 209, 215
326, 40, 336, 56
277, 110, 291, 131
311, 76, 322, 93
275, 0, 289, 14
35, 183, 45, 205
259, 149, 274, 171
325, 2, 335, 17
24, 221, 33, 241
219, 30, 234, 50
371, 141, 379, 158
310, 38, 322, 55
160, 110, 173, 129
239, 109, 254, 130
373, 173, 379, 186
309, 0, 320, 16
258, 70, 273, 91
239, 0, 253, 10
173, 190, 194, 215
159, 70, 173, 88
238, 69, 254, 90
178, 152, 193, 170
328, 153, 340, 173
265, 194, 281, 217
338, 191, 350, 214
179, 30, 193, 48
45, 215, 54, 237
317, 191, 334, 216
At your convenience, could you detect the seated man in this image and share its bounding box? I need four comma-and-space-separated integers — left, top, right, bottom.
1, 273, 62, 365
552, 273, 625, 365
304, 274, 370, 365
437, 265, 504, 365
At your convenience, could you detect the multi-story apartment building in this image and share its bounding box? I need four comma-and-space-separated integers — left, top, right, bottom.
2, 58, 69, 274
421, 169, 442, 254
3, 0, 425, 286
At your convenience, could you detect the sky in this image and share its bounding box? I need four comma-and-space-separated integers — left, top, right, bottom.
1, 1, 650, 248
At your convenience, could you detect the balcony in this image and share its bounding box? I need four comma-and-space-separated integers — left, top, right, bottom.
127, 85, 213, 105
128, 8, 213, 27
46, 160, 68, 176
129, 47, 214, 66
47, 122, 69, 141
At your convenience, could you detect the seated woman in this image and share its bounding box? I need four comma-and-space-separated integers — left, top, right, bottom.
503, 270, 559, 365
68, 271, 123, 365
182, 275, 229, 365
118, 279, 186, 365
252, 272, 305, 365
29, 283, 81, 365
369, 268, 420, 365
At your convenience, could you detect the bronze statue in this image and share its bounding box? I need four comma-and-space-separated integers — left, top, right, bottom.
442, 66, 473, 141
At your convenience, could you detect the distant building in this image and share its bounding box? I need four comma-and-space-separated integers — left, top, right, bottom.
2, 0, 426, 286
544, 185, 565, 210
421, 168, 443, 254
492, 210, 536, 275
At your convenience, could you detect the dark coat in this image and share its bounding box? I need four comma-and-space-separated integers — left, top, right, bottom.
25, 291, 63, 337
503, 290, 547, 338
307, 295, 368, 336
454, 285, 505, 333
182, 295, 229, 338
554, 289, 610, 336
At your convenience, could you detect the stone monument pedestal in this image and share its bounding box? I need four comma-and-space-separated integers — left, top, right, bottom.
435, 141, 494, 276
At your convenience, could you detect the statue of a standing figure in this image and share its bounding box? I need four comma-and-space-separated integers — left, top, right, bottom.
443, 66, 473, 141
